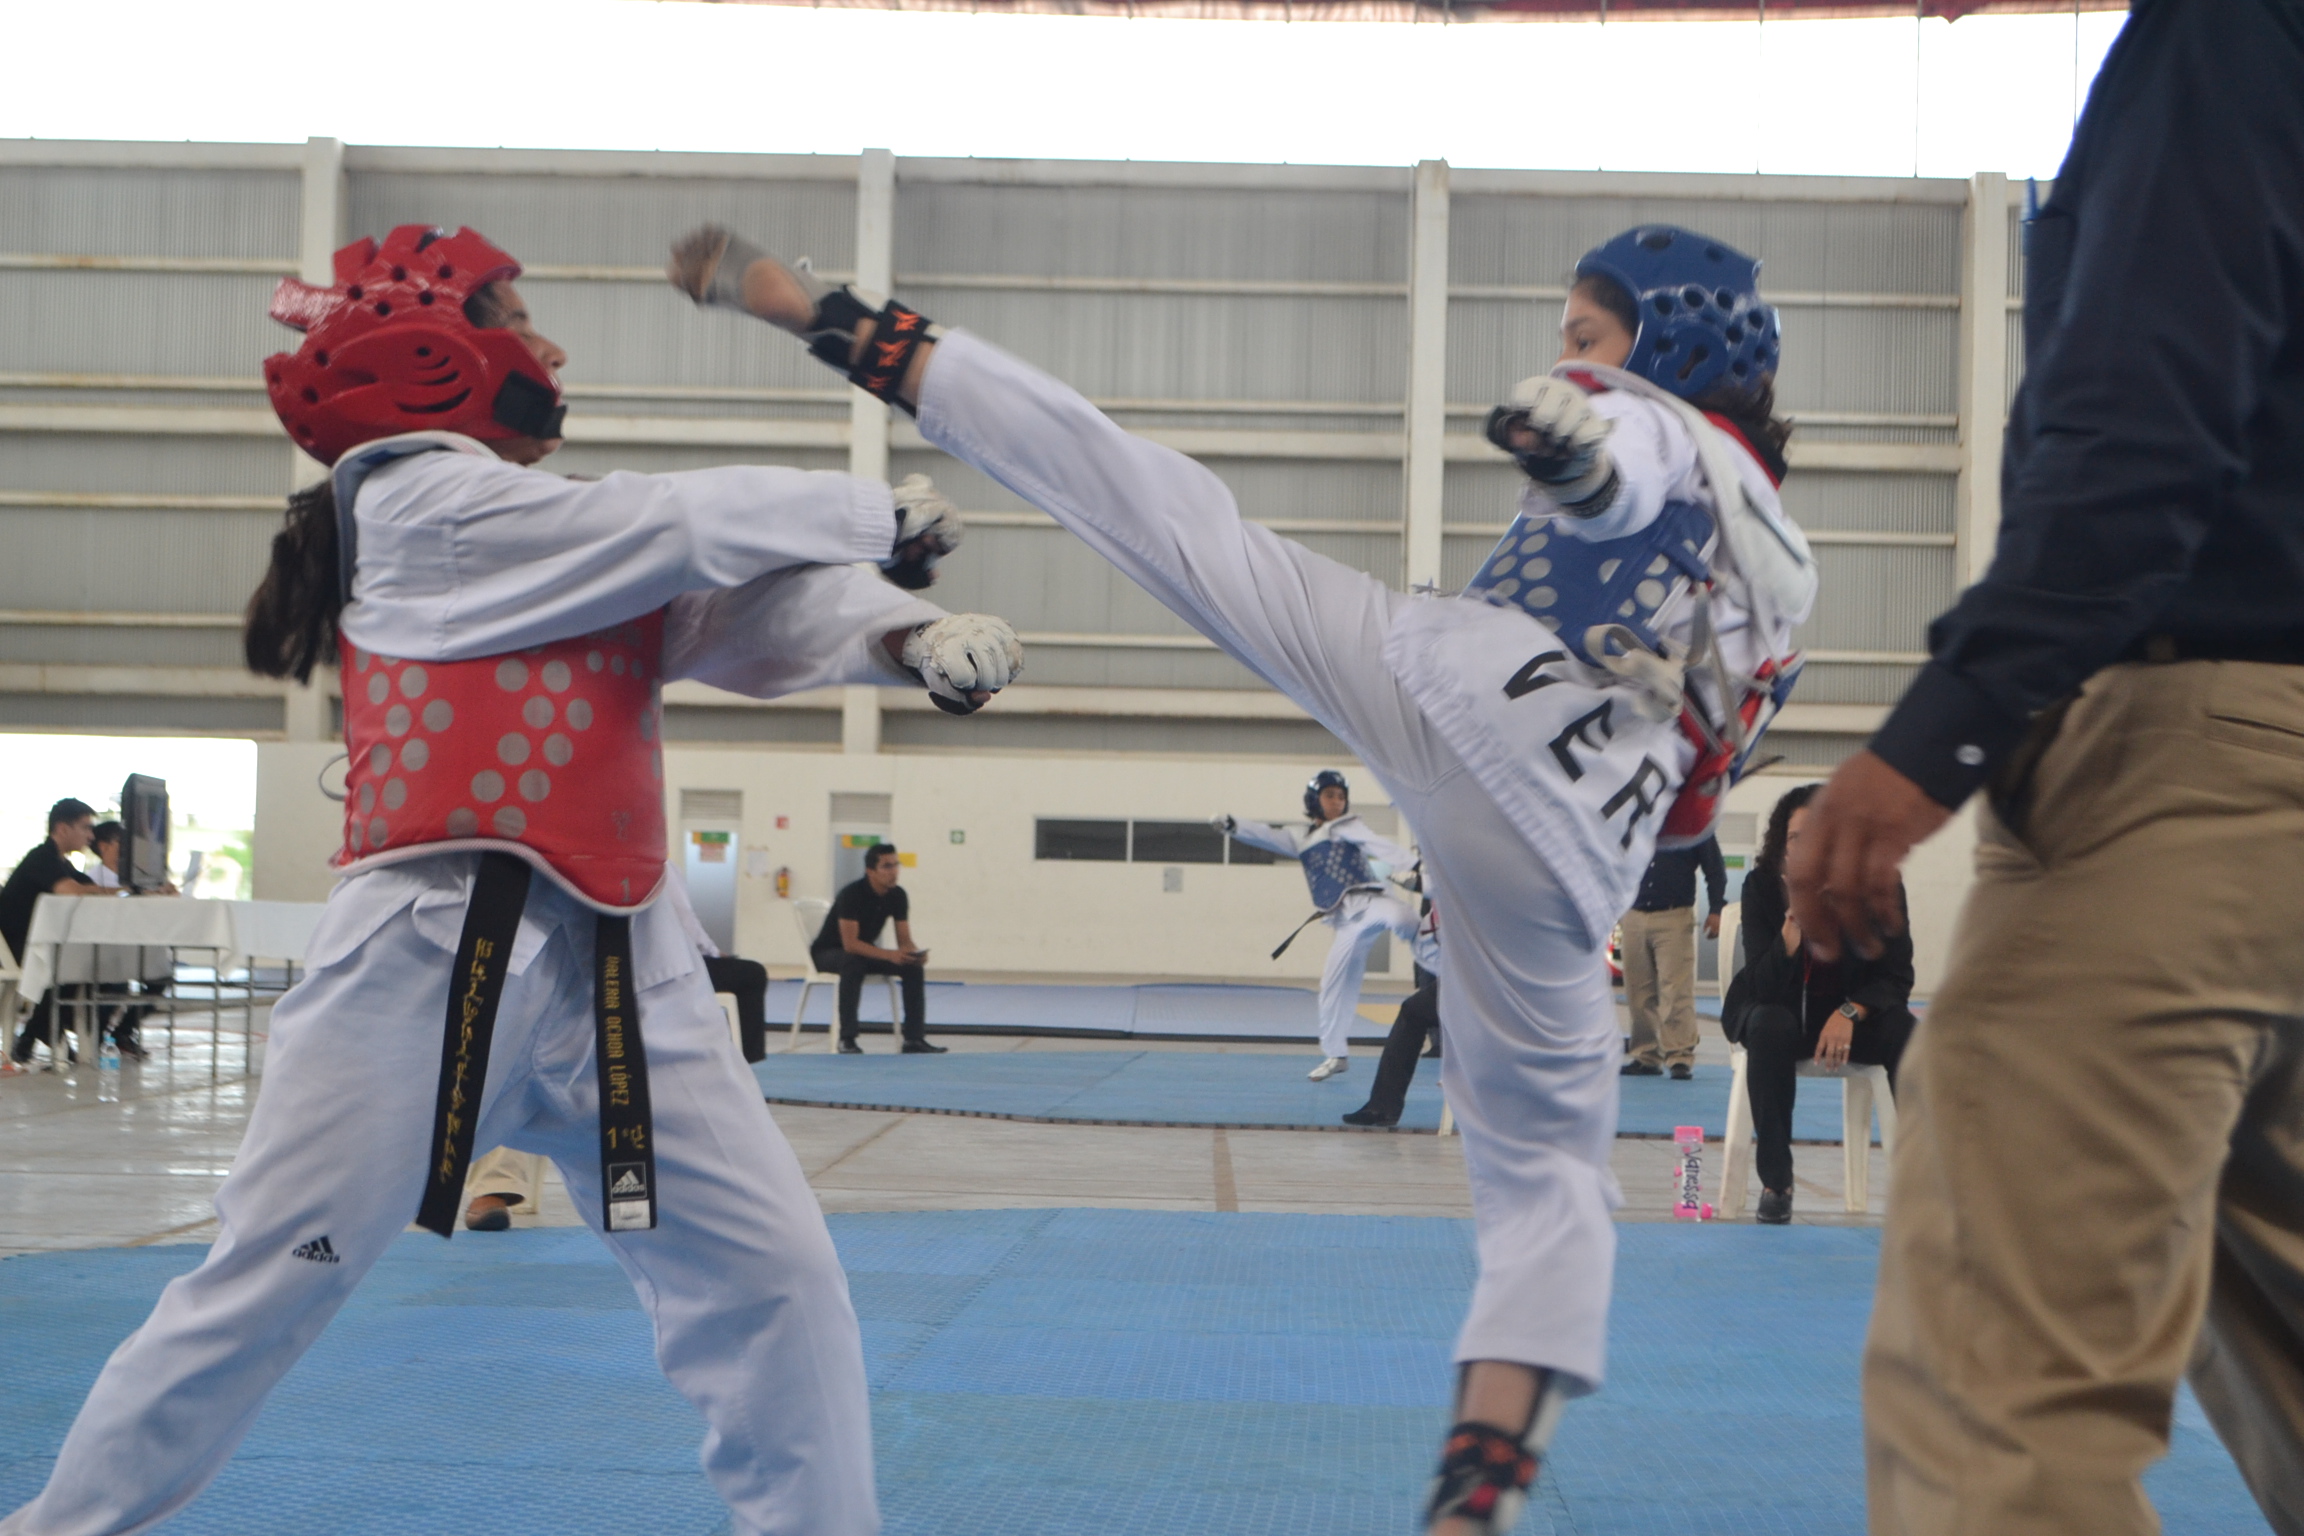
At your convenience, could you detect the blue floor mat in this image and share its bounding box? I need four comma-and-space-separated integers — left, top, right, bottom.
1, 1215, 2262, 1535
758, 1051, 1871, 1142
770, 979, 1332, 1038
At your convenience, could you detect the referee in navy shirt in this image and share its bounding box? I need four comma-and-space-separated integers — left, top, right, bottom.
1786, 3, 2304, 1529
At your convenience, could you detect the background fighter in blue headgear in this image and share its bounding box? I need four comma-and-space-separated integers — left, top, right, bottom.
1214, 768, 1418, 1081
669, 217, 1814, 1536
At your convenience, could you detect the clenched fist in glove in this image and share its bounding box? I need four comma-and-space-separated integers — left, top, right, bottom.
1484, 375, 1620, 518
902, 614, 1023, 715
884, 474, 964, 590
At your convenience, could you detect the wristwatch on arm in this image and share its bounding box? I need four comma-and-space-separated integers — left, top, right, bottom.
1838, 1001, 1865, 1024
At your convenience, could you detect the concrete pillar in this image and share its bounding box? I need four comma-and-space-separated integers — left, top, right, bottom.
1956, 171, 2011, 589
844, 149, 897, 755
285, 136, 347, 742
1402, 159, 1451, 592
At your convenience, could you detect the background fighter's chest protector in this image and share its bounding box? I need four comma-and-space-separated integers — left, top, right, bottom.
337, 612, 670, 911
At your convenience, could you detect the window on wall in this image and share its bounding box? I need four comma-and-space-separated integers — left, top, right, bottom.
1033, 818, 1288, 865
1035, 819, 1129, 861
1130, 820, 1224, 865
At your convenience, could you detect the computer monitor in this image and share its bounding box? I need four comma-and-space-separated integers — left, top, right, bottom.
120, 774, 170, 894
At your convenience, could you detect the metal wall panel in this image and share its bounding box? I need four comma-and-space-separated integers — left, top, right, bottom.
1780, 471, 1954, 535
347, 172, 858, 273
1793, 545, 1956, 652
0, 505, 274, 613
0, 269, 284, 379
0, 692, 282, 735
1450, 192, 1962, 295
0, 144, 1995, 753
906, 289, 1410, 407
897, 183, 1408, 283
0, 167, 298, 258
0, 434, 288, 495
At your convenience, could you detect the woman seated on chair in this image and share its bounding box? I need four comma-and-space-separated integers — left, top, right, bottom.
1724, 783, 1915, 1226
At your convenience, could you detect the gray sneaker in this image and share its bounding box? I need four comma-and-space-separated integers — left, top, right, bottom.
1756, 1188, 1793, 1225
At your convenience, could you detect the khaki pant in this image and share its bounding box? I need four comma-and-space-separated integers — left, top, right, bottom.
1621, 905, 1700, 1069
466, 1145, 546, 1208
1865, 661, 2304, 1536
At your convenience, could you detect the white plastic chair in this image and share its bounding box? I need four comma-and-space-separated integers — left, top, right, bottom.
789, 897, 901, 1054
0, 934, 22, 1057
1713, 902, 1898, 1218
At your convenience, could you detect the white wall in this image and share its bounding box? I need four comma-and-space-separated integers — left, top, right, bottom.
252, 743, 1979, 994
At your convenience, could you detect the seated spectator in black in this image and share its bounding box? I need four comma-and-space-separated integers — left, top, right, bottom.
1723, 783, 1915, 1226
4, 799, 104, 1065
83, 820, 177, 1060
1344, 898, 1442, 1128
706, 954, 772, 1065
810, 845, 941, 1054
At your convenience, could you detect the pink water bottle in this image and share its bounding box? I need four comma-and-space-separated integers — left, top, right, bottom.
1674, 1125, 1714, 1221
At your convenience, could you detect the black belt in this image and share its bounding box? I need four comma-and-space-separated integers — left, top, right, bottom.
414, 852, 659, 1238
2123, 632, 2304, 667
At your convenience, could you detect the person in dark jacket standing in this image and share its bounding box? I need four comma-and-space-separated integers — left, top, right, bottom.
1784, 3, 2304, 1529
1620, 836, 1726, 1080
1725, 786, 1912, 1225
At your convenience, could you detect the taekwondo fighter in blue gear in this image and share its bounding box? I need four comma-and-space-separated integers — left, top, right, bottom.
668, 220, 1815, 1536
1216, 768, 1418, 1079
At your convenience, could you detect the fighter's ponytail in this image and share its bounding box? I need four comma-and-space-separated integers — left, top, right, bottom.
243, 480, 343, 683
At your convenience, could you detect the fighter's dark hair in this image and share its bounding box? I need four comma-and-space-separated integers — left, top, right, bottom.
245, 283, 517, 683
864, 844, 900, 869
47, 798, 96, 833
1571, 272, 1793, 481
91, 820, 124, 847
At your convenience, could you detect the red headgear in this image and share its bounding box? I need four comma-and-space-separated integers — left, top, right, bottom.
264, 225, 565, 466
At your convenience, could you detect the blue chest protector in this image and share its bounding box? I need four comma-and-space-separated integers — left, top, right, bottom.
1300, 836, 1376, 911
1463, 499, 1716, 666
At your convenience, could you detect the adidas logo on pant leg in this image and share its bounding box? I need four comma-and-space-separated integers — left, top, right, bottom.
291, 1235, 341, 1264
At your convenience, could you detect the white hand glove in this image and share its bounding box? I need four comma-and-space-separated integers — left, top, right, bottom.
1210, 813, 1238, 836
902, 614, 1022, 715
883, 474, 964, 590
1486, 375, 1620, 517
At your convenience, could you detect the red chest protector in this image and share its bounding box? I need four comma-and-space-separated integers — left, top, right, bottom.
336, 612, 669, 912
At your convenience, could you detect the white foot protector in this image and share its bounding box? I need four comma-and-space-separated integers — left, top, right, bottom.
1308, 1056, 1349, 1081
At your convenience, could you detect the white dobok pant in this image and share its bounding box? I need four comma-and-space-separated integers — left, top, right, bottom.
2, 857, 875, 1536
920, 333, 1623, 1391
1318, 892, 1419, 1060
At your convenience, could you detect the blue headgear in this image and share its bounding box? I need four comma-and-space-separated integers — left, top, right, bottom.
1304, 769, 1349, 821
1574, 226, 1780, 401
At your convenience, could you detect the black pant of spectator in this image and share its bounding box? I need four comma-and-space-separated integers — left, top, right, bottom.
1350, 980, 1441, 1124
810, 946, 928, 1046
1735, 1002, 1914, 1194
11, 986, 89, 1064
703, 954, 770, 1064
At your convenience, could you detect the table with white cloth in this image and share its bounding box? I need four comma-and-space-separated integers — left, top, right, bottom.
16, 896, 326, 1075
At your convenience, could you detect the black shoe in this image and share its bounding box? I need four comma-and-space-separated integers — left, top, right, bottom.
1756, 1188, 1793, 1225
1341, 1105, 1400, 1128
463, 1196, 515, 1232
900, 1040, 947, 1054
1669, 1063, 1693, 1081
1620, 1061, 1662, 1077
837, 1040, 864, 1055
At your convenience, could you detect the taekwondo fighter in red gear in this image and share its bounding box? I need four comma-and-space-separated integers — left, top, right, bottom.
1216, 768, 1418, 1080
667, 221, 1813, 1535
0, 225, 1022, 1536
